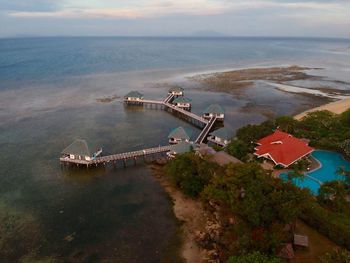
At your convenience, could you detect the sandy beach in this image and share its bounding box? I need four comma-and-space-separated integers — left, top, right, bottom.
294, 97, 350, 120
151, 165, 209, 263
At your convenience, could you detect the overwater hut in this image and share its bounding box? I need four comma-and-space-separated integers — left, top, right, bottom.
124, 91, 144, 104
207, 127, 231, 147
61, 139, 93, 161
168, 126, 192, 144
167, 141, 192, 158
203, 104, 225, 121
172, 97, 191, 110
168, 86, 184, 96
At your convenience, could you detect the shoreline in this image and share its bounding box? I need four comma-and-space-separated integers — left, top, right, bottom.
294, 97, 350, 120
150, 165, 209, 263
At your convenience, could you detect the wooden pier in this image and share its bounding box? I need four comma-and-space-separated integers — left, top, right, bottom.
60, 145, 171, 166
60, 89, 224, 169
195, 116, 217, 144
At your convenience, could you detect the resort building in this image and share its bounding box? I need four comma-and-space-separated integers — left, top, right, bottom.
207, 127, 231, 147
124, 91, 144, 104
167, 141, 193, 158
203, 104, 225, 121
254, 130, 314, 168
172, 97, 191, 110
168, 86, 184, 96
168, 126, 192, 144
61, 139, 93, 161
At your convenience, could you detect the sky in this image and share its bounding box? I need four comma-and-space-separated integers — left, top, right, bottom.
1, 0, 350, 38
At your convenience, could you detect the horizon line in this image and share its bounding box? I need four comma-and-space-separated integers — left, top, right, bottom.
1, 35, 350, 40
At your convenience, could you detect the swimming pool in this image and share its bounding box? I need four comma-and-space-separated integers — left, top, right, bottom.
280, 150, 350, 195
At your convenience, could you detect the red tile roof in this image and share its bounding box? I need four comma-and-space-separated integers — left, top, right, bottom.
254, 130, 314, 167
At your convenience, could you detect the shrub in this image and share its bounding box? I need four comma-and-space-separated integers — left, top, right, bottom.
164, 153, 216, 197
228, 251, 280, 263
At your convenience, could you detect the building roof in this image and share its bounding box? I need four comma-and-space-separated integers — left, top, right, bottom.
173, 97, 191, 104
294, 234, 309, 247
254, 130, 314, 167
277, 243, 295, 260
210, 127, 231, 141
168, 126, 192, 140
204, 104, 225, 114
210, 151, 242, 166
124, 91, 143, 98
196, 143, 216, 156
62, 139, 91, 157
169, 86, 184, 92
170, 141, 192, 154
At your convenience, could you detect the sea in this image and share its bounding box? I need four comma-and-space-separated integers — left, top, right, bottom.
1, 37, 350, 262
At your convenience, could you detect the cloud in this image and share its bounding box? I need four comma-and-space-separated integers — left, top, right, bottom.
6, 0, 350, 19
0, 0, 62, 12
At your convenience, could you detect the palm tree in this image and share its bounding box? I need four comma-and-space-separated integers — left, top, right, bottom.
336, 166, 350, 187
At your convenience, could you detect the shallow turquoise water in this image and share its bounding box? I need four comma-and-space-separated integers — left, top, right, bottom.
280, 150, 350, 195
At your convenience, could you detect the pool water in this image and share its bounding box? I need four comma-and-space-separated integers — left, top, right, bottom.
280, 150, 350, 195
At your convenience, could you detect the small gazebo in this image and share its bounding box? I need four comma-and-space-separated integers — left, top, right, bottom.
168, 86, 184, 96
61, 139, 92, 161
207, 127, 231, 147
124, 91, 144, 104
167, 141, 193, 158
168, 126, 192, 144
172, 97, 191, 110
203, 104, 225, 121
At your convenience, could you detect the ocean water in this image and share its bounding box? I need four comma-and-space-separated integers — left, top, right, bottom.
1, 37, 350, 262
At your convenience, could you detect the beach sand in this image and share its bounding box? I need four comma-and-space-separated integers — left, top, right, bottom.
151, 165, 208, 263
294, 98, 350, 120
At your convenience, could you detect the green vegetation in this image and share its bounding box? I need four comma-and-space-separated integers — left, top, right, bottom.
319, 248, 350, 263
165, 153, 217, 197
228, 251, 280, 263
165, 109, 350, 260
165, 156, 309, 259
226, 109, 350, 161
203, 163, 308, 254
226, 139, 250, 161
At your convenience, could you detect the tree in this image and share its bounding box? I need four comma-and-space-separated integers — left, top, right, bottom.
236, 120, 275, 145
337, 166, 350, 187
226, 140, 250, 161
286, 170, 305, 183
339, 140, 350, 160
203, 163, 308, 253
319, 248, 350, 263
318, 181, 346, 212
165, 153, 217, 197
339, 108, 350, 127
228, 251, 280, 263
275, 116, 297, 133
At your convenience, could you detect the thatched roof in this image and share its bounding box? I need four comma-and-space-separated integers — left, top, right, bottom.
169, 86, 184, 92
168, 127, 191, 140
210, 128, 231, 141
124, 91, 144, 98
173, 97, 191, 104
204, 104, 225, 114
170, 142, 192, 154
62, 139, 91, 157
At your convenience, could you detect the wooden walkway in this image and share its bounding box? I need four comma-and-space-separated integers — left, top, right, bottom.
61, 92, 221, 169
163, 94, 174, 103
163, 102, 208, 125
60, 145, 171, 166
195, 116, 217, 144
